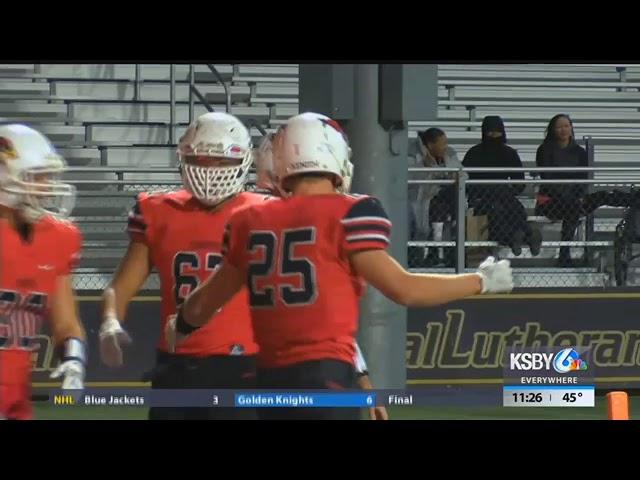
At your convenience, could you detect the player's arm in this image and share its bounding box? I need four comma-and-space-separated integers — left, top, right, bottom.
50, 275, 85, 343
345, 197, 512, 307
354, 342, 389, 420
99, 197, 152, 367
47, 225, 86, 389
49, 274, 86, 389
169, 219, 245, 348
166, 261, 244, 352
182, 217, 245, 328
352, 250, 488, 306
102, 241, 152, 322
180, 261, 243, 328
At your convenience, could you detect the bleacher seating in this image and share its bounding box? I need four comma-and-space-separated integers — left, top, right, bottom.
3, 63, 640, 288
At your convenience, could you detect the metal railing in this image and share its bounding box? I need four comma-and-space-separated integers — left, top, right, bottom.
185, 64, 231, 124
65, 165, 640, 289
134, 64, 141, 101
408, 166, 640, 287
207, 64, 231, 113
169, 65, 175, 144
151, 63, 235, 143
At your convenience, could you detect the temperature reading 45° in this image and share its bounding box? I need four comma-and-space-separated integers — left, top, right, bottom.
562, 392, 583, 403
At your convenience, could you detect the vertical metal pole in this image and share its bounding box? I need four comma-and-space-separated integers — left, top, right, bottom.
619, 66, 627, 82
189, 64, 195, 124
456, 171, 467, 273
341, 64, 408, 390
99, 147, 108, 167
134, 64, 141, 101
584, 136, 595, 264
169, 64, 176, 144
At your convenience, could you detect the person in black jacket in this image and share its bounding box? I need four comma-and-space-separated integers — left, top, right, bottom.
463, 116, 542, 256
535, 113, 640, 267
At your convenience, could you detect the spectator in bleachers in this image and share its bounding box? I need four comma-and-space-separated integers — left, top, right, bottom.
416, 128, 462, 267
463, 115, 542, 256
535, 113, 640, 267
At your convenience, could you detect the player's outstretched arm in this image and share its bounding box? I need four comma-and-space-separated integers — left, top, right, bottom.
49, 274, 87, 389
350, 250, 512, 307
181, 261, 244, 328
168, 261, 244, 351
99, 241, 151, 367
170, 209, 248, 348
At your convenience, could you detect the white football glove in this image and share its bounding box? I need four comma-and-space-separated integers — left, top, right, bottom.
50, 360, 85, 390
477, 256, 514, 294
99, 317, 132, 367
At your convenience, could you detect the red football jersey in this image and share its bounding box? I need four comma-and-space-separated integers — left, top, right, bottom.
223, 194, 391, 368
128, 189, 267, 356
0, 215, 82, 419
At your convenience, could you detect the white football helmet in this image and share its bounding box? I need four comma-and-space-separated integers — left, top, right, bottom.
177, 112, 253, 206
0, 124, 76, 221
271, 112, 353, 194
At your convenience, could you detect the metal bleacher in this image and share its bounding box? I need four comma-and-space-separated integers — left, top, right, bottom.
0, 64, 299, 290
411, 64, 640, 286
2, 63, 640, 288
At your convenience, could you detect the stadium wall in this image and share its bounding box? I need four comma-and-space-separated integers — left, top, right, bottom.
30, 293, 640, 390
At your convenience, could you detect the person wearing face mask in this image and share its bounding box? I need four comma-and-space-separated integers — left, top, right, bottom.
463, 116, 542, 258
535, 113, 640, 267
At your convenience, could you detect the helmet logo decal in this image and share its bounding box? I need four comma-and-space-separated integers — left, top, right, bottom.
0, 137, 18, 160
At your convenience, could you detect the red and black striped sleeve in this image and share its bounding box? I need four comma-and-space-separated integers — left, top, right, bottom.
341, 196, 392, 253
127, 194, 149, 245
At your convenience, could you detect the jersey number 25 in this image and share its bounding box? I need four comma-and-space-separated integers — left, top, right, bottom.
248, 228, 317, 308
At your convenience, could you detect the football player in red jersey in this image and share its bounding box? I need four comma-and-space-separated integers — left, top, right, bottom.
0, 124, 86, 420
172, 112, 513, 420
99, 112, 268, 420
255, 132, 387, 420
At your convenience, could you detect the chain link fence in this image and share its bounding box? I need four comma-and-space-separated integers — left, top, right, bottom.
408, 166, 640, 288
67, 166, 640, 290
72, 272, 161, 291
65, 168, 180, 291
67, 167, 261, 291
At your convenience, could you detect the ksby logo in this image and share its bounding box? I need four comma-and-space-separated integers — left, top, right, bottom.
510, 352, 553, 371
510, 348, 588, 373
